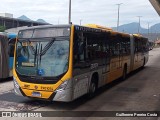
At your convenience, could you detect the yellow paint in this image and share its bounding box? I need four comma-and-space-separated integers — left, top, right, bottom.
133, 34, 143, 37
60, 24, 74, 82
84, 24, 113, 31
106, 54, 131, 83
107, 68, 123, 83
22, 89, 53, 99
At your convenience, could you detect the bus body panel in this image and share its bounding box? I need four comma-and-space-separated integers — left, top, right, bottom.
13, 25, 74, 102
130, 35, 135, 72
72, 67, 107, 100
13, 67, 74, 101
0, 33, 9, 79
73, 72, 90, 100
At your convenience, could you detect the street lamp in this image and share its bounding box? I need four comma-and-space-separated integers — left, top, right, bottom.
116, 3, 123, 31
80, 19, 82, 25
68, 0, 72, 24
137, 16, 142, 34
148, 22, 150, 36
58, 17, 60, 25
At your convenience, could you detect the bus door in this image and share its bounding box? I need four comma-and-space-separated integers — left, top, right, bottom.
97, 33, 110, 86
102, 33, 110, 74
139, 39, 147, 66
120, 35, 131, 72
73, 31, 90, 99
130, 35, 134, 72
102, 44, 110, 74
109, 34, 121, 82
117, 35, 123, 69
134, 37, 140, 69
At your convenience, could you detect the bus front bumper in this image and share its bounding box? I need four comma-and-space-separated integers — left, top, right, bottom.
13, 80, 73, 102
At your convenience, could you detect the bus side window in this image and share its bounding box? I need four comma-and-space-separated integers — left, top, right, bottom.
73, 32, 85, 64
79, 40, 85, 61
109, 35, 120, 58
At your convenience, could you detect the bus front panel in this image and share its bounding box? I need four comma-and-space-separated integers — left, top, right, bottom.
13, 25, 74, 102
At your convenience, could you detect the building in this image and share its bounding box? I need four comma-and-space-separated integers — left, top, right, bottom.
150, 0, 160, 47
155, 40, 160, 47
150, 0, 160, 16
0, 13, 13, 18
0, 13, 50, 29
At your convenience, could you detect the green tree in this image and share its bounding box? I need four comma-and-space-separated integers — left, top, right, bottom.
0, 26, 6, 32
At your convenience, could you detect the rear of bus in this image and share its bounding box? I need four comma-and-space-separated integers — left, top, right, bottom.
8, 33, 17, 77
13, 25, 74, 101
0, 32, 9, 79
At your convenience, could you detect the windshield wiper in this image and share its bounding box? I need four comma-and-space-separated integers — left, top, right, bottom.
39, 44, 43, 66
34, 44, 38, 66
40, 38, 55, 56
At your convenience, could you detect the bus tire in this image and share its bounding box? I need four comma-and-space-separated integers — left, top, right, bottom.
122, 65, 127, 80
142, 58, 145, 68
88, 76, 97, 98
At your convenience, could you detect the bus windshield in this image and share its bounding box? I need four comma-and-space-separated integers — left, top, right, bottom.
16, 27, 70, 77
16, 37, 69, 77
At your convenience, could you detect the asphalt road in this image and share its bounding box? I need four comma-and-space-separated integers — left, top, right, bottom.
0, 48, 160, 120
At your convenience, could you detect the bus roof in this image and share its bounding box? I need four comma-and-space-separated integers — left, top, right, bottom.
85, 24, 113, 31
7, 33, 17, 39
18, 24, 72, 31
84, 24, 131, 37
16, 24, 147, 39
133, 34, 147, 39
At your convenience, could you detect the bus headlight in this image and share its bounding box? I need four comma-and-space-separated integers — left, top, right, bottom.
13, 77, 19, 89
56, 80, 69, 91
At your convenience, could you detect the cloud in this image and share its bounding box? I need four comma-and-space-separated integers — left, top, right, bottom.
0, 0, 159, 28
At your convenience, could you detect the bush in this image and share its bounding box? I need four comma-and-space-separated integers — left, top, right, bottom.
0, 26, 6, 32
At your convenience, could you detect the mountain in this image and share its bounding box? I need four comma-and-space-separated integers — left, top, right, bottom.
36, 19, 47, 23
150, 23, 160, 33
17, 15, 47, 23
112, 22, 148, 34
112, 22, 160, 41
18, 15, 31, 21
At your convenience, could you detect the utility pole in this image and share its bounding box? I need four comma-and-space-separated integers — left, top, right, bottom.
58, 18, 60, 25
68, 0, 72, 24
137, 16, 142, 34
80, 19, 82, 25
148, 22, 150, 37
116, 3, 123, 31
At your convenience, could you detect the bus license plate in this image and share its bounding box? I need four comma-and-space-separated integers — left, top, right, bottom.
32, 92, 41, 97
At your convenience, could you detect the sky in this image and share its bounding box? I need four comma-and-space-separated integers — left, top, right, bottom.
0, 0, 160, 28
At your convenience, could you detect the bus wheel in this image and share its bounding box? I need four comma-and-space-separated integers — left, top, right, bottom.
88, 77, 97, 98
142, 59, 145, 68
122, 65, 127, 80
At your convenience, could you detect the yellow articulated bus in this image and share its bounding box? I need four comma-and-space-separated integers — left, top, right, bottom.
13, 24, 149, 102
